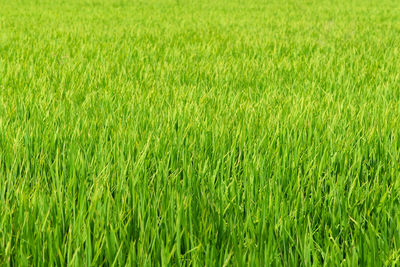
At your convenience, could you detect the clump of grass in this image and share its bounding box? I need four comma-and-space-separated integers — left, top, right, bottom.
1, 0, 400, 265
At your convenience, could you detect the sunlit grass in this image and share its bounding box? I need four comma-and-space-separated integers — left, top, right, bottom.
1, 0, 400, 265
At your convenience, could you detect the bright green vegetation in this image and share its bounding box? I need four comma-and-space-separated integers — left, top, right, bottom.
1, 0, 400, 265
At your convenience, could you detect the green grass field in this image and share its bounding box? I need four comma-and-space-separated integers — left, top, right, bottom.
1, 0, 400, 265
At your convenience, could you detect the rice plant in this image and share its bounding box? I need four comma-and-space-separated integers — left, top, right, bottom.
1, 0, 400, 265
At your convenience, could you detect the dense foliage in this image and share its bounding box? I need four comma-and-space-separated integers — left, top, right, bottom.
1, 0, 400, 265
